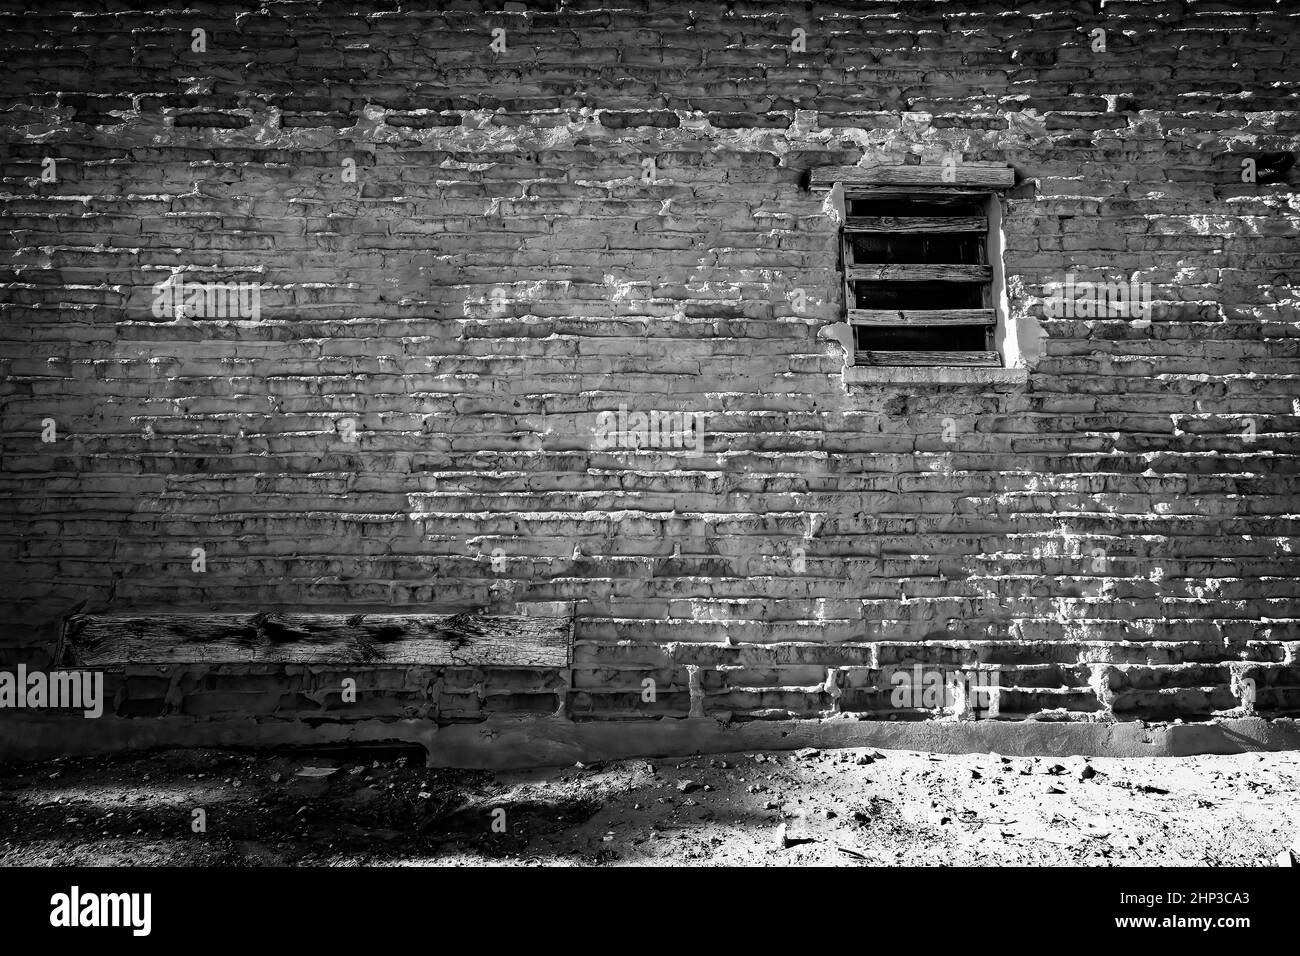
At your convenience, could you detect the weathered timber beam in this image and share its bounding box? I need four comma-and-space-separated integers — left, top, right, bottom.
849, 308, 996, 326
854, 350, 1002, 367
810, 165, 1015, 188
58, 611, 573, 668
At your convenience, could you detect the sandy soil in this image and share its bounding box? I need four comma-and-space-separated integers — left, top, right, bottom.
1, 745, 1297, 866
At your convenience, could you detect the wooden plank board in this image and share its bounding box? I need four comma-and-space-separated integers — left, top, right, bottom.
848, 264, 991, 282
59, 612, 573, 668
854, 350, 1002, 367
844, 216, 986, 233
811, 165, 1015, 188
840, 230, 856, 333
845, 188, 991, 202
849, 309, 996, 326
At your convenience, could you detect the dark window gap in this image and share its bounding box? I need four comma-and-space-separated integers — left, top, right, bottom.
853, 281, 986, 311
855, 324, 990, 352
850, 233, 984, 265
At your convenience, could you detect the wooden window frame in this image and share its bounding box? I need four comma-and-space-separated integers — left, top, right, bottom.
811, 165, 1015, 370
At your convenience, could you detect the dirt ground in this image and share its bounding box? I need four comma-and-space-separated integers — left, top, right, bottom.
1, 745, 1297, 866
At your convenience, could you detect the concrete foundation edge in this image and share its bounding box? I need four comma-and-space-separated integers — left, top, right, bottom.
3, 715, 1300, 768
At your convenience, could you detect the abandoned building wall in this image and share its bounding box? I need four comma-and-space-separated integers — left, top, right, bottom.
2, 0, 1298, 729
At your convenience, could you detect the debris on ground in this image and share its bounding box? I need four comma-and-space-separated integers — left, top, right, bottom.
0, 747, 1295, 866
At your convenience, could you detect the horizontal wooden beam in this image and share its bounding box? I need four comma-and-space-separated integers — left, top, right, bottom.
848, 264, 992, 282
849, 308, 996, 327
854, 350, 1002, 367
59, 612, 574, 668
811, 165, 1015, 189
845, 216, 986, 233
845, 188, 992, 202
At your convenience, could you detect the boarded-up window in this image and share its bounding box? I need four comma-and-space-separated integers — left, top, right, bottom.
810, 164, 1015, 369
843, 193, 998, 367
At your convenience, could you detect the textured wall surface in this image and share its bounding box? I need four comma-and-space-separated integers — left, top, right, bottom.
2, 0, 1299, 729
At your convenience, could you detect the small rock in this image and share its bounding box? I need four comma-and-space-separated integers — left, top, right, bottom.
1045, 784, 1065, 795
1276, 848, 1295, 867
1047, 764, 1067, 776
855, 754, 875, 765
794, 748, 820, 760
1079, 764, 1097, 781
676, 779, 698, 793
295, 767, 338, 779
774, 822, 791, 848
269, 772, 282, 784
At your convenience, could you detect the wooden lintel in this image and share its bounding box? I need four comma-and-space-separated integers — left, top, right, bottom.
811, 165, 1015, 189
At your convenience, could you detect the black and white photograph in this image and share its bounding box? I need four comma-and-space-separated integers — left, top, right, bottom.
0, 0, 1295, 936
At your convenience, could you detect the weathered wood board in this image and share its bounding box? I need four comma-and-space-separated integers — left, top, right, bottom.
849, 308, 995, 326
855, 349, 1002, 367
847, 264, 991, 282
844, 216, 987, 233
810, 165, 1015, 188
59, 611, 574, 668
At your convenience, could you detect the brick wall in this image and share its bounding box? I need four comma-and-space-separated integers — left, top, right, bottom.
2, 0, 1299, 729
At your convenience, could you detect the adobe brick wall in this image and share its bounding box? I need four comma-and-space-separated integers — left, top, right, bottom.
2, 0, 1299, 737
